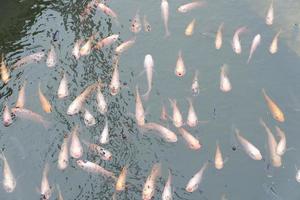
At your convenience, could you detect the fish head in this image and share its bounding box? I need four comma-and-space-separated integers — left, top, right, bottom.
142, 184, 154, 200
186, 182, 198, 193
3, 117, 13, 127
178, 7, 187, 13
190, 142, 201, 150
296, 171, 300, 182
175, 67, 185, 77
3, 182, 16, 193
67, 103, 81, 115
166, 135, 178, 143
110, 86, 120, 96
274, 113, 285, 123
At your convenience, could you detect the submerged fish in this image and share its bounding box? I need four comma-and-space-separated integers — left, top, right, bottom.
115, 165, 128, 191
232, 26, 247, 54
296, 168, 300, 183
185, 161, 209, 192
191, 70, 200, 95
143, 15, 151, 32
130, 10, 142, 33
275, 126, 286, 156
186, 98, 198, 127
83, 108, 96, 127
142, 122, 178, 142
12, 51, 45, 69
215, 142, 224, 170
57, 72, 69, 99
56, 184, 64, 200
97, 3, 118, 20
162, 169, 173, 200
109, 56, 120, 96
80, 35, 94, 56
220, 64, 231, 92
262, 88, 285, 122
247, 34, 261, 64
269, 30, 281, 54
57, 134, 69, 170
265, 0, 274, 26
115, 38, 135, 55
82, 140, 112, 161
80, 0, 99, 21
67, 83, 98, 115
160, 103, 168, 121
15, 81, 26, 108
178, 127, 201, 150
72, 40, 82, 59
235, 129, 262, 160
185, 19, 196, 36
142, 163, 161, 200
175, 50, 186, 77
260, 119, 281, 167
0, 153, 16, 193
11, 107, 49, 128
99, 118, 109, 144
169, 99, 183, 128
38, 83, 52, 113
40, 163, 51, 200
46, 45, 57, 68
76, 160, 116, 179
135, 86, 145, 126
94, 34, 119, 50
69, 126, 83, 159
215, 23, 224, 50
96, 86, 107, 114
178, 1, 206, 13
1, 55, 10, 84
142, 54, 154, 100
161, 0, 170, 37
3, 103, 13, 127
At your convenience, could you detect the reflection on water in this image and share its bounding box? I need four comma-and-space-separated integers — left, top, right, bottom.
1, 0, 300, 200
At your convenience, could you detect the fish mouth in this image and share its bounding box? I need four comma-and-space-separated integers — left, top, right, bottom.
186, 187, 193, 192
3, 120, 12, 127
176, 72, 184, 77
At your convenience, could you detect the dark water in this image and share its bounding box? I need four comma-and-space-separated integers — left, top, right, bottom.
1, 0, 300, 199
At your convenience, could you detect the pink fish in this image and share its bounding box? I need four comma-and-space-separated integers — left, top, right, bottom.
95, 34, 119, 50
12, 52, 45, 69
178, 1, 206, 13
11, 107, 49, 128
3, 103, 13, 127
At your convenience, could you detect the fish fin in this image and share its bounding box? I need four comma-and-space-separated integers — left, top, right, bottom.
35, 187, 40, 194
141, 89, 151, 101
164, 30, 171, 38
137, 69, 145, 78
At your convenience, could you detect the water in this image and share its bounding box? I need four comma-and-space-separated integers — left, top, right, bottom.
1, 0, 300, 199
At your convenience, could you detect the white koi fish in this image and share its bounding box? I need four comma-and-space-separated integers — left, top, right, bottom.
247, 34, 261, 64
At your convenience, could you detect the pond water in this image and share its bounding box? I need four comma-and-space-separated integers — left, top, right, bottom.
1, 0, 300, 199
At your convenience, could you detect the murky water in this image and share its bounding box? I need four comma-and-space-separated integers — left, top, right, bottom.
1, 0, 300, 199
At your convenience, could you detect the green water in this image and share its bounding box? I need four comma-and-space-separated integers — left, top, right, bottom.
1, 0, 300, 199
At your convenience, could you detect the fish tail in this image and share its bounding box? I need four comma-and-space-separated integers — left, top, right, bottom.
262, 88, 268, 99
165, 29, 171, 38
247, 54, 252, 64
43, 163, 50, 176
142, 89, 151, 101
